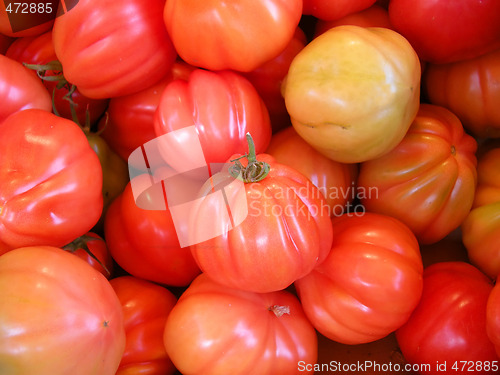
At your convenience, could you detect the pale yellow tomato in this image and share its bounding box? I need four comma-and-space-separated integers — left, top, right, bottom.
283, 25, 421, 163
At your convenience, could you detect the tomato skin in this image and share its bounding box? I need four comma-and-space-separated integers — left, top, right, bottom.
0, 109, 103, 251
190, 153, 333, 293
0, 246, 126, 375
303, 0, 377, 21
163, 273, 317, 375
424, 48, 500, 139
242, 27, 307, 132
6, 30, 110, 130
52, 0, 177, 99
283, 25, 421, 163
358, 104, 478, 245
164, 0, 303, 72
110, 276, 178, 375
396, 262, 498, 374
104, 174, 201, 287
265, 126, 359, 217
314, 3, 393, 38
462, 146, 500, 280
295, 213, 423, 345
388, 0, 500, 64
99, 60, 194, 168
0, 54, 52, 123
487, 279, 500, 357
154, 69, 272, 173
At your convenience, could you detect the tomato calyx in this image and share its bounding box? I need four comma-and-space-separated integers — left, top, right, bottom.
229, 133, 270, 183
63, 234, 111, 277
268, 305, 290, 317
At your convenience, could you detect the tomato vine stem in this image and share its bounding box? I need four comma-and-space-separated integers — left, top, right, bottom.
229, 132, 270, 183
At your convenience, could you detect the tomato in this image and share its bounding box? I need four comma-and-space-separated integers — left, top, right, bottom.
357, 104, 478, 245
388, 0, 500, 64
62, 231, 114, 279
99, 60, 194, 168
423, 47, 500, 139
164, 0, 303, 72
487, 278, 500, 357
0, 54, 52, 123
86, 133, 129, 235
265, 126, 359, 217
154, 69, 272, 174
52, 0, 177, 99
461, 145, 500, 280
0, 33, 14, 54
110, 276, 178, 375
163, 273, 317, 375
313, 3, 393, 38
303, 0, 377, 21
0, 109, 103, 252
104, 173, 201, 287
242, 27, 307, 132
295, 213, 423, 345
283, 25, 421, 163
5, 30, 109, 130
396, 262, 498, 374
189, 135, 333, 293
0, 246, 126, 375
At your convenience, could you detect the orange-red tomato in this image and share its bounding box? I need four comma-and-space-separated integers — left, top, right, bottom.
461, 144, 500, 280
163, 273, 318, 375
424, 47, 500, 139
111, 276, 178, 375
283, 25, 421, 163
164, 0, 303, 72
303, 0, 377, 21
358, 104, 478, 245
0, 246, 126, 375
295, 213, 423, 345
487, 277, 500, 357
265, 126, 359, 217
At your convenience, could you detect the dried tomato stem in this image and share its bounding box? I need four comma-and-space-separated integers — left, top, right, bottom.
229, 133, 270, 183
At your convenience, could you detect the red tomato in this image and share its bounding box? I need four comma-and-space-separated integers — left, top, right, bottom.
396, 262, 498, 374
163, 273, 318, 375
314, 4, 393, 38
265, 126, 359, 217
487, 278, 500, 357
303, 0, 377, 21
0, 33, 15, 54
189, 140, 333, 293
5, 30, 109, 128
0, 54, 52, 123
462, 145, 500, 280
388, 0, 500, 64
164, 0, 303, 72
243, 27, 307, 132
154, 69, 272, 173
110, 276, 178, 375
52, 0, 177, 99
99, 60, 194, 168
62, 232, 114, 279
0, 246, 126, 375
0, 109, 103, 252
424, 47, 500, 139
104, 173, 201, 287
357, 104, 478, 245
295, 213, 423, 345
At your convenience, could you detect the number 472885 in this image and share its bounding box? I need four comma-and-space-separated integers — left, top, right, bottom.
451, 361, 498, 372
5, 2, 53, 14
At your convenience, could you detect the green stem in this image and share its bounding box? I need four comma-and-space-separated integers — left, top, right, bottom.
229, 133, 270, 183
63, 234, 111, 277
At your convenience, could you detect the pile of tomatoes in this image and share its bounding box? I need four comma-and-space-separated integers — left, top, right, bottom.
1, 0, 500, 374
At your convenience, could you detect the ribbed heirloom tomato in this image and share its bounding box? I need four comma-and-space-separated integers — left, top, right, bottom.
283, 25, 421, 163
189, 135, 333, 293
0, 246, 126, 375
163, 273, 318, 375
0, 109, 103, 252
